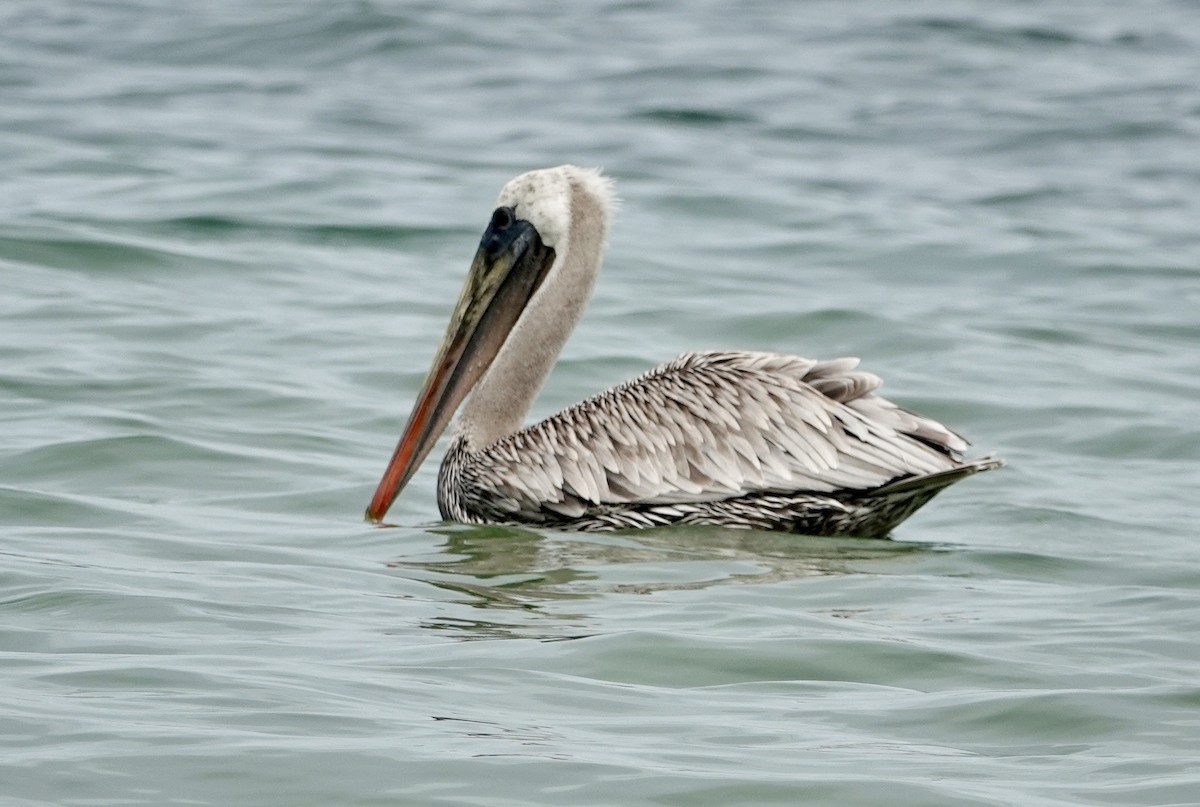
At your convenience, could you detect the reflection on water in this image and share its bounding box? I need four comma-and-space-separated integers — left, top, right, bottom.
389, 523, 936, 639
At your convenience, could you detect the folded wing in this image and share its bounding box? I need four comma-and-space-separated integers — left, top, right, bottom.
461, 351, 971, 519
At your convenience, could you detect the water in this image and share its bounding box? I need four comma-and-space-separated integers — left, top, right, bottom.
3, 1, 1199, 804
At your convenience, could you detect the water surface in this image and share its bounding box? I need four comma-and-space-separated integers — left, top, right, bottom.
2, 1, 1199, 805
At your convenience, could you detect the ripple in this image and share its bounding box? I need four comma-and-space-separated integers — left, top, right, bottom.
630, 107, 759, 126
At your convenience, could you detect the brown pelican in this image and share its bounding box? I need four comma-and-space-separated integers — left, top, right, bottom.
366, 165, 1001, 535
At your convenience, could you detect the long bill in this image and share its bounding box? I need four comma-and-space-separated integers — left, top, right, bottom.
365, 212, 555, 523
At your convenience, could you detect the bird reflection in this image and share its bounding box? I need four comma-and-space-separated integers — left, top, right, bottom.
389, 524, 932, 640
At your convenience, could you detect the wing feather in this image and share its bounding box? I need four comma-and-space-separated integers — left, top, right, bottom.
464, 351, 968, 514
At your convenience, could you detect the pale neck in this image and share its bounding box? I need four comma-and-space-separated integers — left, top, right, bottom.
454, 182, 607, 450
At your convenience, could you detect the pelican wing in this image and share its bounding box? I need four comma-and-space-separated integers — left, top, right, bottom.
461, 351, 970, 519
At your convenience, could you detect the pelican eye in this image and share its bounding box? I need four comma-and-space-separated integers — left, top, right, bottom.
490, 206, 516, 230
481, 206, 524, 256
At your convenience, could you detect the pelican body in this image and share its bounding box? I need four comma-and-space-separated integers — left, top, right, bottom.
366, 166, 1000, 536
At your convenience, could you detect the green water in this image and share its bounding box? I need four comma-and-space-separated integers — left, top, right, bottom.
3, 1, 1199, 805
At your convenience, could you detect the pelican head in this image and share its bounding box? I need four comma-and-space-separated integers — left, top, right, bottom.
365, 166, 612, 523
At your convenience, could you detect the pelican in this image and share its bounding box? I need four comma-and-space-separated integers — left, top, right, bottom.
366, 165, 1001, 536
